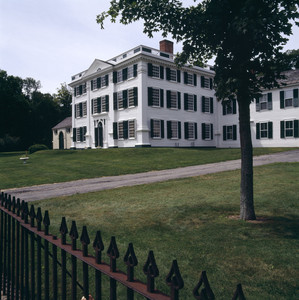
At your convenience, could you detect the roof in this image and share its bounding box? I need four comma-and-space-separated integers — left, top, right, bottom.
280, 69, 299, 86
52, 117, 72, 130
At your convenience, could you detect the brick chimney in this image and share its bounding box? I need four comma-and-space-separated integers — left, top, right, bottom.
159, 40, 174, 54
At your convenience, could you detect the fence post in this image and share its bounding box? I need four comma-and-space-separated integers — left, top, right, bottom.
36, 208, 42, 300
29, 205, 36, 300
107, 236, 119, 300
70, 221, 79, 300
81, 226, 90, 299
43, 211, 50, 300
60, 216, 68, 300
93, 231, 104, 300
124, 243, 138, 300
166, 260, 184, 300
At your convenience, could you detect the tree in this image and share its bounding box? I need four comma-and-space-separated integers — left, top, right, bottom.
98, 0, 299, 220
281, 49, 299, 69
23, 77, 41, 99
53, 83, 72, 119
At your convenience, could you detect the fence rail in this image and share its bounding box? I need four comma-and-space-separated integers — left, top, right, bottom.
0, 192, 246, 300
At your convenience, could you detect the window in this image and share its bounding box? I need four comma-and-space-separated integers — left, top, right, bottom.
167, 91, 181, 109
82, 102, 87, 116
281, 120, 299, 138
148, 88, 164, 107
167, 121, 181, 139
223, 125, 237, 141
73, 127, 87, 142
201, 123, 213, 140
75, 102, 87, 118
74, 83, 87, 96
117, 91, 124, 109
128, 120, 136, 138
92, 96, 109, 114
202, 97, 213, 113
118, 122, 124, 139
184, 94, 197, 111
256, 122, 273, 139
148, 63, 164, 79
150, 119, 164, 139
201, 76, 213, 89
184, 72, 197, 86
91, 75, 109, 90
113, 65, 137, 83
128, 87, 138, 107
280, 89, 299, 108
256, 93, 272, 111
184, 122, 197, 139
114, 88, 137, 110
223, 99, 237, 115
166, 68, 180, 82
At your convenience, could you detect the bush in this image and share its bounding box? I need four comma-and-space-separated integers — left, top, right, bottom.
28, 144, 48, 154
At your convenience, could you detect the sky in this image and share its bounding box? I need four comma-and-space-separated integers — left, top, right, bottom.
0, 0, 298, 95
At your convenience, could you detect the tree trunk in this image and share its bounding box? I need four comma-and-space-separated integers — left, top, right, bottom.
237, 96, 256, 220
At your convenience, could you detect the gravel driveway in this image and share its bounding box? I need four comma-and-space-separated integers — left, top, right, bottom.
3, 149, 299, 202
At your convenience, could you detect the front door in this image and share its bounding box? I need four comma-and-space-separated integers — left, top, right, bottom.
95, 122, 103, 147
59, 132, 64, 149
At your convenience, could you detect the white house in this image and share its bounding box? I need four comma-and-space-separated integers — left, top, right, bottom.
52, 117, 72, 149
69, 40, 299, 149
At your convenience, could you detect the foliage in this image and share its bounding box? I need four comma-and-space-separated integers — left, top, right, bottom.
28, 144, 49, 154
53, 83, 72, 119
0, 69, 70, 151
97, 0, 299, 220
281, 49, 299, 70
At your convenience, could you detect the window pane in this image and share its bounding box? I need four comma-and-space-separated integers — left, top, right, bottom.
153, 120, 161, 138
170, 92, 177, 109
118, 122, 124, 139
171, 121, 178, 139
152, 65, 160, 78
152, 89, 160, 107
129, 120, 135, 138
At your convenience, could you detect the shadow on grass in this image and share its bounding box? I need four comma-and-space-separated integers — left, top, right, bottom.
267, 215, 299, 240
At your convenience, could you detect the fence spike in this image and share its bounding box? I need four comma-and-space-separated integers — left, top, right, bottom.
60, 216, 68, 244
23, 201, 29, 224
193, 271, 215, 300
29, 204, 36, 227
70, 220, 79, 250
0, 191, 3, 205
143, 250, 159, 293
12, 196, 16, 213
93, 231, 104, 264
124, 243, 138, 282
43, 210, 50, 235
21, 200, 25, 219
80, 225, 90, 256
107, 236, 119, 272
36, 207, 43, 231
232, 283, 246, 300
16, 198, 21, 216
166, 260, 184, 300
8, 194, 12, 211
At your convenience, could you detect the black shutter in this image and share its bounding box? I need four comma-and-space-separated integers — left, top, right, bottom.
122, 68, 128, 81
167, 121, 171, 139
210, 78, 213, 89
79, 127, 83, 142
210, 98, 213, 113
268, 122, 273, 139
79, 85, 83, 95
267, 93, 272, 110
160, 66, 164, 79
104, 95, 109, 112
113, 71, 117, 83
233, 99, 237, 114
280, 91, 285, 109
166, 68, 171, 81
202, 123, 206, 140
294, 120, 299, 137
193, 74, 197, 86
167, 91, 171, 108
97, 97, 101, 113
184, 94, 188, 110
148, 87, 153, 106
73, 128, 77, 142
161, 120, 165, 138
211, 124, 213, 140
83, 126, 87, 141
123, 90, 128, 108
133, 87, 138, 106
91, 99, 94, 114
123, 121, 128, 139
177, 70, 181, 82
202, 96, 205, 113
222, 101, 226, 115
133, 64, 138, 77
160, 89, 164, 107
201, 76, 205, 88
178, 92, 181, 110
74, 87, 77, 97
256, 123, 260, 139
79, 102, 83, 117
105, 74, 109, 86
95, 127, 99, 147
113, 92, 118, 110
194, 95, 197, 111
233, 125, 237, 140
294, 89, 299, 107
150, 119, 154, 138
195, 123, 198, 139
184, 122, 188, 139
178, 122, 181, 139
256, 97, 260, 112
280, 121, 285, 138
148, 63, 153, 76
223, 126, 227, 141
184, 72, 188, 84
91, 80, 94, 91
113, 122, 118, 139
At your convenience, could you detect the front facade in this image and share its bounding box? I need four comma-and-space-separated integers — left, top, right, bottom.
69, 41, 299, 149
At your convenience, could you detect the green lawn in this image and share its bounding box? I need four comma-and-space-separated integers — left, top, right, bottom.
30, 162, 299, 300
0, 147, 295, 189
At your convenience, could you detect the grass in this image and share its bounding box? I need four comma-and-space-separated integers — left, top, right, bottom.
31, 162, 299, 300
0, 147, 296, 189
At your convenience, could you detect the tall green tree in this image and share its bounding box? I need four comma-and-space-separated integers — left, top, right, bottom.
53, 83, 72, 119
98, 0, 298, 220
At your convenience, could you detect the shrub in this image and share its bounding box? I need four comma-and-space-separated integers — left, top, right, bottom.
28, 144, 48, 154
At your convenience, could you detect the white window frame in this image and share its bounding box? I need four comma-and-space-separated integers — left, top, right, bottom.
128, 88, 135, 107
260, 122, 268, 138
152, 119, 162, 139
224, 99, 233, 114
152, 65, 160, 78
205, 124, 212, 140
187, 122, 195, 140
117, 91, 124, 110
170, 91, 178, 109
128, 120, 136, 139
187, 94, 195, 111
82, 102, 87, 117
170, 121, 179, 139
152, 88, 161, 107
204, 97, 211, 113
284, 90, 293, 107
204, 77, 210, 89
285, 120, 294, 137
225, 125, 233, 140
170, 69, 177, 82
118, 122, 124, 139
128, 65, 134, 79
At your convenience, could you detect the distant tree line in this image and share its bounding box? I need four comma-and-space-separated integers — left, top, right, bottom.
0, 70, 72, 151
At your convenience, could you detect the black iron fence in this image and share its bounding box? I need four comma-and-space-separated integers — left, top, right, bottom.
0, 192, 246, 300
